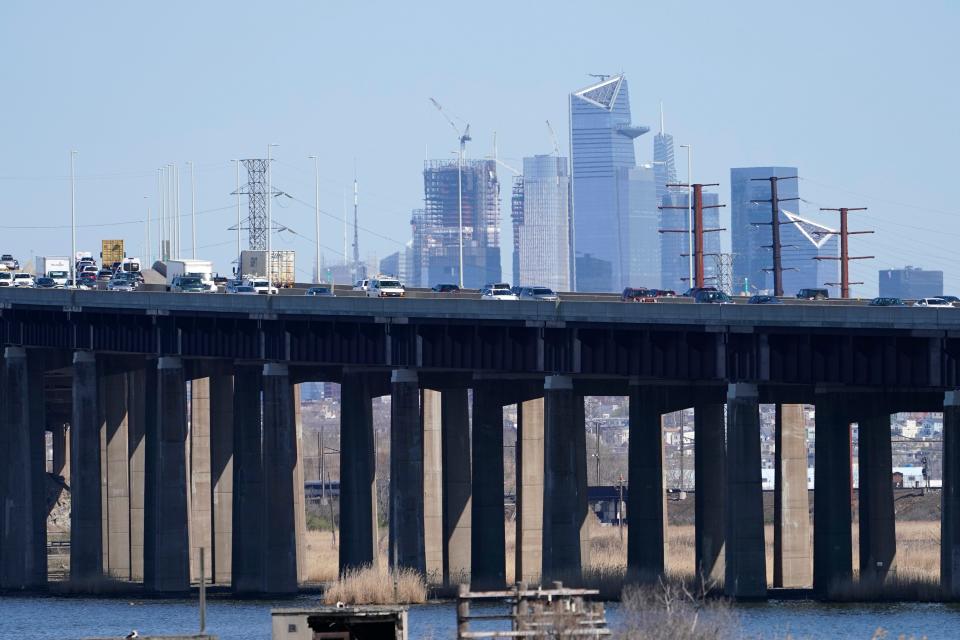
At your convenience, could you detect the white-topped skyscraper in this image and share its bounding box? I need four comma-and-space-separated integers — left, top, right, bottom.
569, 74, 652, 292
515, 155, 571, 292
653, 103, 678, 205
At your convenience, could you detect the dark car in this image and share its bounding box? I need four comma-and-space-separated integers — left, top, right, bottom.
682, 286, 717, 298
305, 285, 335, 297
34, 277, 58, 289
797, 288, 828, 301
748, 295, 782, 304
939, 295, 959, 304
694, 290, 733, 304
622, 287, 654, 302
432, 283, 460, 293
97, 269, 113, 281
650, 289, 677, 298
869, 297, 906, 307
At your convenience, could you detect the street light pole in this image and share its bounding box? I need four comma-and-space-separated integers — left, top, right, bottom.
457, 143, 464, 289
145, 196, 150, 267
70, 150, 77, 288
187, 161, 196, 259
232, 159, 241, 276
680, 144, 693, 287
308, 155, 321, 283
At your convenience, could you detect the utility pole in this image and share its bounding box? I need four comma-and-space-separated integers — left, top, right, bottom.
751, 176, 799, 296
660, 183, 726, 288
593, 420, 602, 485
815, 207, 873, 298
308, 155, 321, 283
352, 167, 362, 281
187, 161, 196, 259
70, 150, 77, 289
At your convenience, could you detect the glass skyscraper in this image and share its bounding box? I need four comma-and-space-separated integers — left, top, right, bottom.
570, 75, 650, 292
517, 155, 570, 292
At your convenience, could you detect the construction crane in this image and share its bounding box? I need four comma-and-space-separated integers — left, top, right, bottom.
545, 120, 561, 157
489, 131, 521, 176
429, 97, 471, 288
587, 73, 611, 81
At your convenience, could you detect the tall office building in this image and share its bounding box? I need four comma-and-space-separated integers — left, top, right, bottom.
570, 75, 651, 292
659, 190, 722, 291
779, 209, 839, 296
515, 155, 571, 292
625, 165, 660, 287
879, 266, 943, 299
730, 167, 828, 294
511, 176, 524, 286
653, 106, 678, 204
416, 159, 502, 289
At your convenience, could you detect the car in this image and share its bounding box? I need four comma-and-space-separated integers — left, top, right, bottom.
869, 297, 906, 307
305, 285, 335, 297
747, 295, 782, 304
650, 289, 677, 298
12, 273, 34, 288
230, 285, 258, 295
481, 288, 519, 300
622, 287, 655, 302
171, 275, 207, 293
797, 288, 829, 301
484, 282, 512, 293
78, 272, 97, 287
224, 279, 244, 293
695, 290, 733, 304
33, 277, 59, 289
914, 297, 953, 308
107, 277, 136, 292
0, 271, 13, 287
367, 276, 405, 298
682, 286, 717, 298
518, 286, 559, 302
81, 264, 99, 274
938, 295, 959, 304
432, 283, 460, 293
243, 278, 278, 295
352, 279, 369, 291
97, 269, 113, 281
1, 254, 20, 270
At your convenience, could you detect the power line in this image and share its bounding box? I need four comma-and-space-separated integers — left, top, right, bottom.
0, 204, 233, 230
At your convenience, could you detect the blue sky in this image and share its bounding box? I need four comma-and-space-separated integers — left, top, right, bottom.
1, 0, 957, 295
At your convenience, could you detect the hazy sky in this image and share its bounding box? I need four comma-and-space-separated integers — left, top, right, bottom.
1, 1, 957, 295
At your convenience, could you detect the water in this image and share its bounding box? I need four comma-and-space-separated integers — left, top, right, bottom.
0, 596, 956, 639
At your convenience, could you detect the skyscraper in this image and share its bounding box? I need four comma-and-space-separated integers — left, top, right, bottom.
879, 267, 943, 299
418, 159, 501, 289
659, 190, 722, 291
516, 155, 570, 292
653, 105, 678, 204
569, 75, 650, 292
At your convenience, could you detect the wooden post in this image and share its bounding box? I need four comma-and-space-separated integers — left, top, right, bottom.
457, 583, 470, 639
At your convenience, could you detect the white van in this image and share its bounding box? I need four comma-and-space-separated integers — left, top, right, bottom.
367, 276, 405, 298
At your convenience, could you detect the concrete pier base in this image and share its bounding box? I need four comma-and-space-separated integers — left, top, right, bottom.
813, 393, 852, 595
339, 372, 379, 573
145, 357, 190, 594
422, 389, 443, 580
725, 383, 766, 599
627, 383, 665, 580
388, 369, 425, 573
694, 403, 726, 583
441, 389, 471, 585
71, 351, 103, 584
471, 380, 505, 590
232, 365, 265, 594
944, 391, 960, 597
516, 398, 544, 585
261, 363, 298, 594
773, 404, 812, 588
858, 412, 896, 582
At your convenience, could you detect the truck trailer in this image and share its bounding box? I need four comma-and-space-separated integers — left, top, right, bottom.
38, 256, 71, 286
239, 250, 295, 288
164, 259, 216, 292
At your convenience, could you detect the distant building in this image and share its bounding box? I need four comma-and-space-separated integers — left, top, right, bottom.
659, 190, 721, 291
652, 106, 678, 205
511, 176, 524, 286
569, 74, 651, 292
379, 244, 411, 283
879, 266, 943, 299
624, 165, 660, 287
516, 155, 570, 292
416, 160, 502, 289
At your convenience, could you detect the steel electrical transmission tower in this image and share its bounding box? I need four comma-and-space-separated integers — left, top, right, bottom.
237, 159, 268, 250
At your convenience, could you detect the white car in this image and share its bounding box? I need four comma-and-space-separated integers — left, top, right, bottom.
244, 278, 278, 295
12, 273, 35, 288
914, 297, 953, 308
482, 288, 519, 301
352, 278, 369, 291
0, 271, 12, 287
367, 277, 405, 298
231, 285, 259, 295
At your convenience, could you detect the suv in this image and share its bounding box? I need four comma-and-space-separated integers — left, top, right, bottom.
695, 290, 733, 304
352, 279, 370, 291
1, 254, 19, 270
797, 288, 829, 301
305, 285, 335, 297
682, 286, 717, 298
367, 277, 405, 298
518, 286, 559, 302
432, 283, 460, 293
622, 287, 654, 302
12, 273, 34, 288
0, 271, 13, 287
914, 297, 953, 308
171, 275, 207, 293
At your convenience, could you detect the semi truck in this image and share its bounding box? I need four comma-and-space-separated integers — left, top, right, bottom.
100, 239, 126, 270
239, 250, 295, 288
164, 259, 216, 292
38, 256, 71, 286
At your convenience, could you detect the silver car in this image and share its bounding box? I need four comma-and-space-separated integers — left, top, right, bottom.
518, 286, 559, 302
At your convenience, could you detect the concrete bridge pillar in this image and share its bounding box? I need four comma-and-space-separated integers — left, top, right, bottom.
389, 369, 425, 574
339, 372, 379, 573
724, 383, 766, 599
627, 382, 665, 580
773, 404, 812, 588
942, 391, 960, 597
52, 422, 70, 481
71, 350, 103, 584
858, 412, 896, 582
127, 368, 147, 583
232, 365, 265, 593
209, 374, 234, 584
471, 379, 506, 590
694, 403, 726, 584
813, 392, 852, 595
516, 397, 544, 585
441, 388, 471, 585
145, 356, 190, 594
0, 347, 47, 589
189, 377, 213, 584
542, 376, 588, 583
422, 389, 443, 581
261, 363, 299, 594
101, 368, 130, 580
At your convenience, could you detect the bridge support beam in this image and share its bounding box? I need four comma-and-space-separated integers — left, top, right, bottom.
858, 412, 896, 583
442, 389, 471, 585
423, 389, 443, 581
543, 377, 587, 583
516, 397, 544, 585
339, 372, 379, 573
52, 421, 70, 482
471, 379, 506, 590
942, 391, 960, 597
627, 383, 665, 580
71, 350, 103, 584
773, 404, 812, 588
145, 356, 190, 594
210, 374, 234, 584
101, 368, 131, 580
232, 365, 265, 594
389, 369, 425, 573
725, 383, 767, 599
261, 363, 299, 594
0, 347, 47, 589
813, 392, 852, 595
694, 403, 726, 584
189, 377, 213, 584
128, 367, 147, 583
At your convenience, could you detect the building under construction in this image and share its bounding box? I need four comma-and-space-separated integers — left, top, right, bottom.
414, 159, 501, 288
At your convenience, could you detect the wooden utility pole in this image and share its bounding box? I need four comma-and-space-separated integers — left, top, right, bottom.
815, 207, 873, 298
751, 176, 799, 296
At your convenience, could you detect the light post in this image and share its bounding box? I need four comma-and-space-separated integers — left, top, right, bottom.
266, 143, 279, 293
308, 155, 321, 283
231, 160, 241, 277
679, 144, 693, 287
187, 161, 196, 259
69, 150, 77, 288
145, 196, 150, 267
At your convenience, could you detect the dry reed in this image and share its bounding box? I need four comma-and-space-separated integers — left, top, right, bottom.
322, 565, 427, 605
